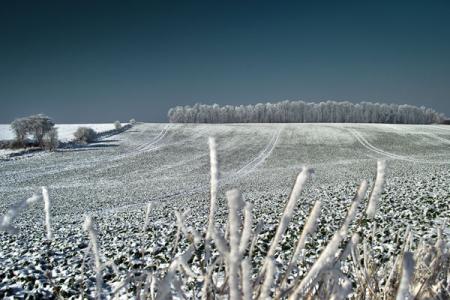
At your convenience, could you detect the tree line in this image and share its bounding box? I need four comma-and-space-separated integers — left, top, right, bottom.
168, 101, 445, 124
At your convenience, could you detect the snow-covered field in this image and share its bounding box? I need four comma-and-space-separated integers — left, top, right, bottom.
0, 123, 449, 297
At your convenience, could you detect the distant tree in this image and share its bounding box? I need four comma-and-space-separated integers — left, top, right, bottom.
10, 114, 55, 147
114, 121, 122, 129
74, 127, 97, 143
167, 101, 445, 124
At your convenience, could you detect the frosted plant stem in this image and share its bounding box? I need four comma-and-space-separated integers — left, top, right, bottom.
156, 260, 178, 300
83, 216, 102, 300
396, 252, 415, 300
202, 260, 221, 299
141, 202, 154, 258
259, 167, 312, 282
383, 227, 411, 299
280, 200, 321, 290
205, 137, 219, 261
242, 258, 252, 300
260, 257, 275, 299
203, 137, 219, 298
79, 242, 92, 298
227, 189, 242, 300
289, 180, 368, 298
239, 201, 253, 255
42, 186, 52, 240
267, 167, 312, 258
142, 202, 153, 233
156, 246, 194, 300
366, 160, 386, 218
206, 137, 219, 242
249, 221, 263, 261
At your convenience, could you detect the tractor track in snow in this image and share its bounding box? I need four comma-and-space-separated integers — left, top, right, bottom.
426, 133, 450, 145
133, 124, 171, 153
234, 127, 282, 177
86, 124, 172, 163
98, 127, 283, 215
346, 127, 449, 164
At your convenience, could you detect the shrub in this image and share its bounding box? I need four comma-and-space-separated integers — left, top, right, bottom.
10, 114, 55, 147
74, 127, 97, 143
42, 128, 59, 151
114, 121, 122, 130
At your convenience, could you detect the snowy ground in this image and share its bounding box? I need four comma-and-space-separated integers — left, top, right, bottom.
0, 123, 449, 297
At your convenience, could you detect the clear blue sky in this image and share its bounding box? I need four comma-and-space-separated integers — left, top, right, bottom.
1, 0, 449, 123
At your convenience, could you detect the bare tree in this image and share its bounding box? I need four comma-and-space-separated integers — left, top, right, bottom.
10, 114, 55, 147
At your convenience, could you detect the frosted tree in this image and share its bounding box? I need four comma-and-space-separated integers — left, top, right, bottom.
168, 100, 445, 124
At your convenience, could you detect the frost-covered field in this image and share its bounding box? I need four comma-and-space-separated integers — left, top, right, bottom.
0, 123, 449, 298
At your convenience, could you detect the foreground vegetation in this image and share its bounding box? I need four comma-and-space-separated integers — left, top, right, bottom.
0, 137, 448, 299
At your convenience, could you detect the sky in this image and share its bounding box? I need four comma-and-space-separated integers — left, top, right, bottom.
1, 0, 449, 123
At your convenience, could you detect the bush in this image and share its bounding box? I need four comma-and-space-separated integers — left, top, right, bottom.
129, 118, 136, 125
74, 127, 97, 143
114, 121, 122, 130
11, 114, 55, 147
42, 128, 59, 151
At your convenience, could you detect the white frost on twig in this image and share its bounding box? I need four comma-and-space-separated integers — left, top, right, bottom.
42, 186, 52, 240
366, 160, 386, 218
83, 216, 103, 300
396, 251, 415, 300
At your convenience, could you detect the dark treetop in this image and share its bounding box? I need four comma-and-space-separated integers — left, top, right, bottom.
1, 0, 449, 123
